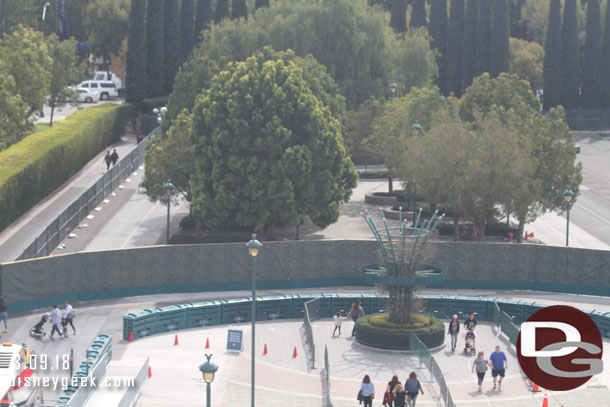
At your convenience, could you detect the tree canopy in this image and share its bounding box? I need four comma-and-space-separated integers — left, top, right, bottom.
509, 37, 544, 91
86, 0, 129, 71
188, 52, 357, 237
47, 36, 81, 127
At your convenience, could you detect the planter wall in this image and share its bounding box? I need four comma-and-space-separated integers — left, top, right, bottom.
364, 193, 398, 205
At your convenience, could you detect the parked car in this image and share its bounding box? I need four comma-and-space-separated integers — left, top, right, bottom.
76, 80, 118, 100
92, 71, 123, 93
75, 87, 100, 103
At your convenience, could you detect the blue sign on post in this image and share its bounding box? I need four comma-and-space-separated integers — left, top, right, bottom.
226, 329, 243, 352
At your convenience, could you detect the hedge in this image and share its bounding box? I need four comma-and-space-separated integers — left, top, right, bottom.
357, 313, 444, 334
0, 103, 132, 232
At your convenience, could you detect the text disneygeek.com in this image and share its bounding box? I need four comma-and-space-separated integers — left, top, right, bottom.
13, 376, 135, 391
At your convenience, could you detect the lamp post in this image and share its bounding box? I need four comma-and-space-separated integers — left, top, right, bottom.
389, 81, 398, 99
246, 235, 262, 407
199, 354, 218, 407
411, 121, 423, 134
563, 188, 575, 247
152, 106, 168, 124
164, 181, 175, 244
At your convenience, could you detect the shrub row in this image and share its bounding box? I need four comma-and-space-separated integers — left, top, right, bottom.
357, 313, 444, 334
0, 103, 132, 232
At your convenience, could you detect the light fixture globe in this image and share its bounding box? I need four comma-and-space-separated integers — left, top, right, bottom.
246, 234, 263, 257
563, 188, 574, 203
199, 354, 218, 384
164, 181, 175, 196
389, 81, 398, 94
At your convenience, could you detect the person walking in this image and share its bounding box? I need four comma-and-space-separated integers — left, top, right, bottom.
332, 311, 347, 336
0, 298, 7, 332
19, 343, 31, 368
359, 375, 375, 407
347, 300, 365, 336
49, 305, 64, 339
472, 351, 489, 392
111, 149, 119, 166
383, 375, 401, 406
447, 314, 460, 351
104, 151, 112, 170
63, 300, 76, 335
489, 345, 508, 390
392, 383, 407, 407
404, 372, 424, 407
464, 313, 477, 331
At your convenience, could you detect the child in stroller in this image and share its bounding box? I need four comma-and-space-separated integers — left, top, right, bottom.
29, 314, 50, 337
463, 329, 477, 355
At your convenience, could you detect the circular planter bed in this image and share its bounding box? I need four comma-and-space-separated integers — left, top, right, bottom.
364, 192, 399, 205
382, 207, 414, 221
354, 313, 445, 350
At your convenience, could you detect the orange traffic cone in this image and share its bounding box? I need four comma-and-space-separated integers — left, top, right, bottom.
174, 334, 179, 346
292, 346, 297, 358
531, 382, 541, 392
148, 366, 152, 378
542, 393, 548, 407
205, 338, 210, 349
263, 344, 268, 355
129, 331, 134, 343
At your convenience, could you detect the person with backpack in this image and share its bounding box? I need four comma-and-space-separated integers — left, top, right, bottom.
383, 375, 401, 406
347, 300, 365, 336
392, 383, 407, 407
111, 149, 119, 166
104, 151, 112, 170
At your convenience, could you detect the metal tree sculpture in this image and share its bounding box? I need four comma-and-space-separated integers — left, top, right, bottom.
361, 208, 444, 324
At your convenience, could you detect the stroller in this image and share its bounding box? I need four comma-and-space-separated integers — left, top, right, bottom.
29, 314, 49, 337
463, 329, 476, 355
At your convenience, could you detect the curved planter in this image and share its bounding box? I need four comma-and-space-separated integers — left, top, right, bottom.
381, 207, 414, 221
364, 193, 398, 206
355, 318, 445, 350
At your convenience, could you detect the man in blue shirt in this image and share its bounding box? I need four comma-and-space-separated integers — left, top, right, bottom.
488, 345, 508, 390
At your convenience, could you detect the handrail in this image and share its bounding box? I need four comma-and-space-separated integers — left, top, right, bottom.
303, 297, 320, 369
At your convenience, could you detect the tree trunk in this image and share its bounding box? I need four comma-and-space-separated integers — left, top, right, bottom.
389, 286, 415, 324
195, 217, 202, 239
388, 175, 393, 193
517, 215, 525, 243
476, 219, 486, 242
50, 106, 55, 127
453, 214, 460, 241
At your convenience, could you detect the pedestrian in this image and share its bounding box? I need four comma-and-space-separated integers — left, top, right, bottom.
63, 300, 76, 335
447, 314, 460, 351
489, 345, 508, 390
19, 343, 31, 368
49, 305, 64, 339
359, 375, 375, 407
404, 372, 424, 407
333, 311, 347, 336
471, 351, 489, 392
464, 313, 477, 331
136, 132, 143, 143
111, 149, 119, 166
383, 375, 401, 406
0, 297, 7, 332
392, 383, 407, 407
347, 300, 365, 336
104, 151, 111, 170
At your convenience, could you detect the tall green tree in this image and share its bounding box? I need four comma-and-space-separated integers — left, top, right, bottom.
542, 0, 561, 110
447, 0, 465, 95
490, 0, 510, 77
231, 0, 247, 20
189, 53, 357, 238
582, 0, 602, 108
510, 37, 544, 91
47, 36, 80, 127
509, 0, 527, 38
0, 26, 51, 117
126, 0, 147, 116
410, 0, 427, 28
255, 0, 270, 9
164, 0, 181, 95
390, 0, 407, 33
215, 0, 230, 23
476, 0, 492, 76
146, 0, 165, 98
461, 0, 478, 91
86, 0, 129, 72
195, 0, 212, 38
600, 0, 610, 107
429, 0, 448, 94
180, 0, 195, 66
0, 72, 28, 149
561, 0, 579, 109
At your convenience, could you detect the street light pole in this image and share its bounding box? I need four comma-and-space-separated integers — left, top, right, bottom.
246, 235, 262, 407
563, 188, 574, 247
164, 181, 175, 244
199, 354, 218, 407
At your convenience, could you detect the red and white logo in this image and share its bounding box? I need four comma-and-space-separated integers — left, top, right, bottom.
517, 305, 603, 391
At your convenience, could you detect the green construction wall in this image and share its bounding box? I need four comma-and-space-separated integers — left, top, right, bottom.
1, 240, 609, 313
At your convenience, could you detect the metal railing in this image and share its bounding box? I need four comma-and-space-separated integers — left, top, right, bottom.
500, 311, 520, 346
492, 301, 501, 327
303, 297, 320, 369
410, 332, 457, 407
16, 128, 160, 261
323, 346, 333, 407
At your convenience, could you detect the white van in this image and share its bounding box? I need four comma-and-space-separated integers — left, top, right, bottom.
92, 71, 123, 91
76, 80, 118, 100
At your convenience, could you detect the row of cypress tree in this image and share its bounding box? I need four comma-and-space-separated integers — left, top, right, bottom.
126, 0, 267, 110
543, 0, 610, 110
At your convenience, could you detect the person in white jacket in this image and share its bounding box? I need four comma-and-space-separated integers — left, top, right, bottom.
49, 305, 64, 339
333, 312, 347, 336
